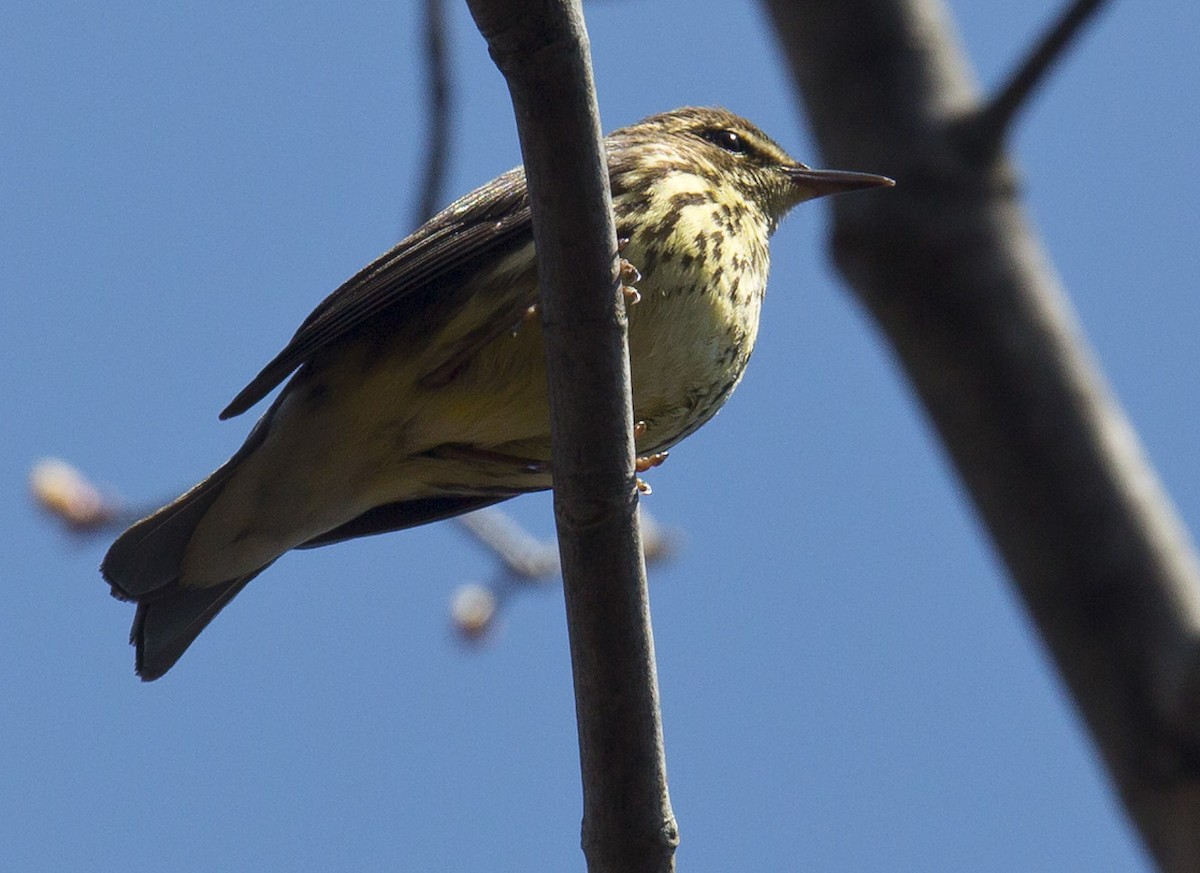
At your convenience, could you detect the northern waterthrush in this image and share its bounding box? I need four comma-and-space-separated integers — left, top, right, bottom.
102, 106, 893, 679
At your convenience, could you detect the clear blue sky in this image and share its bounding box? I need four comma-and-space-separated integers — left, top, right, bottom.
4, 1, 1197, 870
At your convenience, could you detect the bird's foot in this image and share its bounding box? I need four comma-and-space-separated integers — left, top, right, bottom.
635, 451, 668, 473
633, 419, 667, 492
635, 456, 668, 495
618, 239, 642, 305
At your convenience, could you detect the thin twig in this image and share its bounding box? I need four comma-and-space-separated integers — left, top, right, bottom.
967, 0, 1111, 156
457, 507, 676, 581
458, 509, 561, 579
451, 507, 677, 640
413, 0, 452, 226
29, 458, 126, 535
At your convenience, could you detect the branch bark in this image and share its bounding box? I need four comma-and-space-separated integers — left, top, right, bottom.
763, 0, 1200, 867
462, 1, 677, 870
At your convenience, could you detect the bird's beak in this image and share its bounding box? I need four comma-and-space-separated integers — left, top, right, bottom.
785, 165, 895, 199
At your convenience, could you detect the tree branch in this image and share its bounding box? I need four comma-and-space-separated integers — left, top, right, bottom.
462, 1, 678, 870
413, 0, 453, 227
966, 0, 1111, 157
450, 509, 678, 639
763, 0, 1200, 868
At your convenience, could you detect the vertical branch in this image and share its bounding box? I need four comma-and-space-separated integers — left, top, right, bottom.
763, 0, 1200, 868
462, 2, 677, 871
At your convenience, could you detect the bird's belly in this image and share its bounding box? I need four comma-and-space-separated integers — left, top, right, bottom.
183, 265, 763, 584
625, 269, 764, 454
402, 260, 764, 460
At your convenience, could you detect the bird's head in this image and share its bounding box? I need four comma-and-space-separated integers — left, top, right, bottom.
609, 106, 893, 231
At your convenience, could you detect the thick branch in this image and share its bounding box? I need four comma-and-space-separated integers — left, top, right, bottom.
764, 0, 1200, 868
462, 1, 677, 871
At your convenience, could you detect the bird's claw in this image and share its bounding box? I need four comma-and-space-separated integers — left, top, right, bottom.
618, 242, 642, 305
634, 448, 667, 495
635, 451, 668, 473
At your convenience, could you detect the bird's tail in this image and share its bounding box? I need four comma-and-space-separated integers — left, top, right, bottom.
128, 572, 263, 680
101, 418, 274, 680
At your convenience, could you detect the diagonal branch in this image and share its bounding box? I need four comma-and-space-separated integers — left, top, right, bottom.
967, 0, 1111, 156
763, 0, 1200, 868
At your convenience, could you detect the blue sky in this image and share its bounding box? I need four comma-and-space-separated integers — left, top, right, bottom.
4, 1, 1197, 870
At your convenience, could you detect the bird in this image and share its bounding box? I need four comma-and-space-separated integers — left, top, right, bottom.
101, 106, 893, 679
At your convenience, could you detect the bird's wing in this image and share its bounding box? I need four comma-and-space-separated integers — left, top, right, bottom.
220, 167, 534, 420
295, 495, 512, 549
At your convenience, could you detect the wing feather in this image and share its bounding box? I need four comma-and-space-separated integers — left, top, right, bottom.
220, 168, 533, 420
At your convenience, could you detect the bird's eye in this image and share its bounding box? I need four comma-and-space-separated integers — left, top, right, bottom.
701, 129, 748, 155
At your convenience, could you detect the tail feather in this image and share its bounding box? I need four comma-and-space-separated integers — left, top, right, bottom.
131, 570, 266, 681
100, 414, 279, 679
102, 477, 231, 601
101, 461, 273, 679
102, 415, 274, 601
101, 404, 531, 678
100, 451, 265, 680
